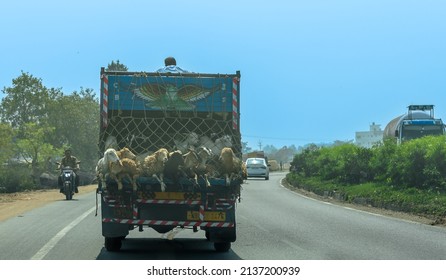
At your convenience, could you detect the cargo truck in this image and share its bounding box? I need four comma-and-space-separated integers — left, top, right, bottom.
383, 105, 445, 143
97, 67, 242, 252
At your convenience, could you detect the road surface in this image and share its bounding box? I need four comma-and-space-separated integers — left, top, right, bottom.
1, 172, 445, 259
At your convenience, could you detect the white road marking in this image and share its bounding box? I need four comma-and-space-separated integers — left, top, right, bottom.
281, 239, 302, 251
279, 177, 422, 225
31, 206, 97, 260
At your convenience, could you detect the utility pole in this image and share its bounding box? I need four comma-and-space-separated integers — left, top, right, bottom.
258, 140, 263, 151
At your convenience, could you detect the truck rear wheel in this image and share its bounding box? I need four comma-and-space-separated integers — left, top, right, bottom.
104, 237, 122, 252
214, 242, 231, 252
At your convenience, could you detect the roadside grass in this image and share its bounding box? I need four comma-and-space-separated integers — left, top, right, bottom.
286, 172, 446, 219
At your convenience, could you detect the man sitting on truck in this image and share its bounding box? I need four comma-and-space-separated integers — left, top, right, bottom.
157, 56, 189, 73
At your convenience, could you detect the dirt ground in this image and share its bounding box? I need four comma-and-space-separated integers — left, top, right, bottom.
0, 185, 98, 222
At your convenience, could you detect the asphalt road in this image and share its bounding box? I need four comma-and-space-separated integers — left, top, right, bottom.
1, 172, 445, 260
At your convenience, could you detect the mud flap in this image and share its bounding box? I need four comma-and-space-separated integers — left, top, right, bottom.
207, 226, 236, 243
102, 222, 129, 238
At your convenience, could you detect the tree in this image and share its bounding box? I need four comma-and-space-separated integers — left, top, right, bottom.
0, 71, 61, 133
106, 60, 128, 71
14, 122, 62, 179
0, 123, 15, 166
46, 88, 100, 172
242, 141, 252, 154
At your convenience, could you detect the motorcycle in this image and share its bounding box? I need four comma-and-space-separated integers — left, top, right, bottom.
57, 161, 80, 200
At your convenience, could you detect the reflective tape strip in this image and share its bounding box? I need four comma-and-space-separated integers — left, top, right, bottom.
101, 74, 108, 127
232, 77, 238, 130
102, 218, 234, 227
199, 205, 205, 221
136, 199, 200, 205
133, 205, 138, 219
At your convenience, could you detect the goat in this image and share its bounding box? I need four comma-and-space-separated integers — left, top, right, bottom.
163, 150, 185, 189
219, 147, 242, 186
104, 135, 118, 150
183, 149, 201, 187
100, 147, 138, 191
95, 148, 123, 190
205, 154, 223, 179
142, 148, 169, 192
173, 132, 199, 153
196, 146, 213, 186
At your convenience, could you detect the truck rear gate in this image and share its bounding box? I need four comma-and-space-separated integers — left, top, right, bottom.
99, 178, 240, 252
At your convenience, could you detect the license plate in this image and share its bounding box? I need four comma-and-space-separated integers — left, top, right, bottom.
153, 192, 201, 200
187, 211, 226, 221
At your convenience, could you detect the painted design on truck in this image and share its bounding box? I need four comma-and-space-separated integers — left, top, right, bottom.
134, 83, 220, 110
105, 76, 233, 112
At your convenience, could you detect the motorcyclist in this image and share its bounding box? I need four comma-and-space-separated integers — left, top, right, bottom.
58, 149, 80, 193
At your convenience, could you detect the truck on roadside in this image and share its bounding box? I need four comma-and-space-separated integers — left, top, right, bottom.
383, 105, 445, 143
97, 67, 242, 252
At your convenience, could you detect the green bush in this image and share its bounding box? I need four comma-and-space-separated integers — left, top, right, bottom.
287, 136, 446, 218
0, 165, 36, 193
291, 135, 446, 192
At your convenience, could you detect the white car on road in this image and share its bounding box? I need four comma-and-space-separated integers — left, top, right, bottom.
245, 157, 269, 180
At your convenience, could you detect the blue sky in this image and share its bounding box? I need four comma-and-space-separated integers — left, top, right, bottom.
1, 0, 445, 150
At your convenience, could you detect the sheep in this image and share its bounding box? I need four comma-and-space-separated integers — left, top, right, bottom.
163, 150, 185, 189
117, 158, 140, 191
135, 150, 152, 168
116, 147, 136, 160
219, 147, 242, 186
142, 148, 169, 192
241, 161, 248, 180
95, 148, 123, 190
110, 147, 139, 191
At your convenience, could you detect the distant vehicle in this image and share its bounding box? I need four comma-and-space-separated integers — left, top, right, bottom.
267, 159, 280, 171
383, 105, 445, 143
246, 150, 268, 164
245, 157, 269, 180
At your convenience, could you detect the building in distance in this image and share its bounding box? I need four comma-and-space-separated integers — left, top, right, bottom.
355, 122, 383, 148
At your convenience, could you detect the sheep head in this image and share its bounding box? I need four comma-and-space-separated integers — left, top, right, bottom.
219, 147, 235, 163
117, 147, 136, 160
155, 148, 169, 163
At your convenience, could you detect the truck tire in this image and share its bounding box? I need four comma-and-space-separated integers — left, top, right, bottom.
214, 242, 231, 252
104, 237, 122, 252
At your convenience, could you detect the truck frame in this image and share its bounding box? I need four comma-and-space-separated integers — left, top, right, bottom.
384, 105, 445, 143
97, 68, 242, 252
